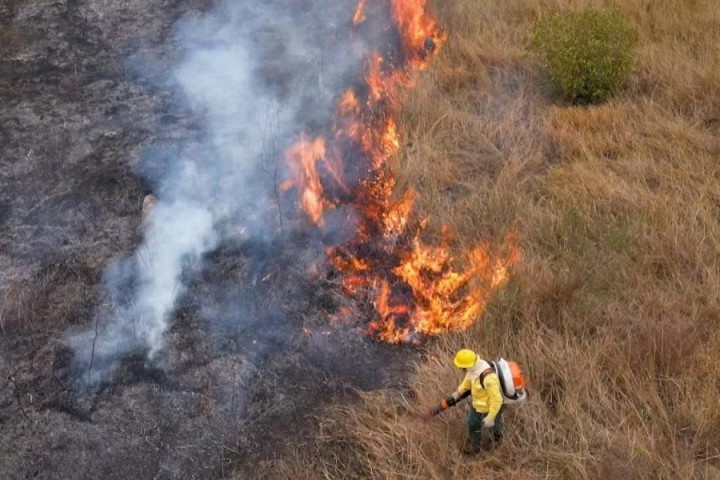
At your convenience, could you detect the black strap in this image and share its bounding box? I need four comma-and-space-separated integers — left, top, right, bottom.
478, 365, 496, 389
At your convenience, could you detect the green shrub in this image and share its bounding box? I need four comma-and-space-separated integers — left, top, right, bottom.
530, 10, 637, 104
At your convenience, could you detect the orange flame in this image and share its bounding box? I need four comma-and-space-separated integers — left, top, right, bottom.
390, 0, 447, 69
283, 136, 328, 226
282, 0, 520, 342
353, 0, 368, 25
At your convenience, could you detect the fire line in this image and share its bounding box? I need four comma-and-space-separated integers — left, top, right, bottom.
282, 0, 521, 343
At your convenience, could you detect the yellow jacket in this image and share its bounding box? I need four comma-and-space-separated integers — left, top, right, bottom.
455, 360, 504, 420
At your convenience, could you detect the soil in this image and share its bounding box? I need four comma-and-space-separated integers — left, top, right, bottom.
0, 1, 415, 479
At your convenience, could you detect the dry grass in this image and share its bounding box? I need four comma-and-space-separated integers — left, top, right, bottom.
265, 0, 720, 478
0, 256, 99, 336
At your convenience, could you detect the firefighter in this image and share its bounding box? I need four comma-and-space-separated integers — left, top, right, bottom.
428, 349, 505, 455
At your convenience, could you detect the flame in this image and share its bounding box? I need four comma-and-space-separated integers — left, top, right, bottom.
282, 0, 520, 343
383, 188, 414, 236
353, 0, 368, 25
370, 279, 413, 342
396, 232, 522, 339
338, 89, 361, 115
283, 136, 329, 226
390, 0, 447, 69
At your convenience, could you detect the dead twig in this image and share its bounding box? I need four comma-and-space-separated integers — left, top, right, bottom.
9, 375, 29, 420
260, 103, 285, 232
52, 365, 69, 392
244, 396, 285, 428
87, 309, 101, 386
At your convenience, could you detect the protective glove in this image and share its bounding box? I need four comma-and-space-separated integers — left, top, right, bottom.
429, 404, 444, 417
482, 416, 495, 428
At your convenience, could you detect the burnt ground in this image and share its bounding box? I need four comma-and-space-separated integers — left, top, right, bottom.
0, 1, 416, 479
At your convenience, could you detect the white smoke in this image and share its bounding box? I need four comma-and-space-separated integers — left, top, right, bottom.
70, 0, 366, 383
136, 200, 216, 358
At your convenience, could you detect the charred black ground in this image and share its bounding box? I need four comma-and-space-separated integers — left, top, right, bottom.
0, 1, 419, 479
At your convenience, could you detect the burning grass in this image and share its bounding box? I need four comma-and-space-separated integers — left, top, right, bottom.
268, 0, 720, 477
282, 0, 520, 344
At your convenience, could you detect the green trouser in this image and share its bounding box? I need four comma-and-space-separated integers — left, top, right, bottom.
466, 405, 504, 452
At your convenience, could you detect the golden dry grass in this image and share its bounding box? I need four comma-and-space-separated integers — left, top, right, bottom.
259, 0, 720, 478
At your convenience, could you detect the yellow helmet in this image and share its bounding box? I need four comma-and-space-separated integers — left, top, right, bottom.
453, 349, 477, 369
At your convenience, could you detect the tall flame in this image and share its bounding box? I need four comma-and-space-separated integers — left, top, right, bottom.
282, 0, 520, 342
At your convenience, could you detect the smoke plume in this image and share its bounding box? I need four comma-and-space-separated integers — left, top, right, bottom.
70, 0, 366, 383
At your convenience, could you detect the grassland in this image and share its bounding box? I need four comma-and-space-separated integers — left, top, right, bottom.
268, 0, 720, 478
